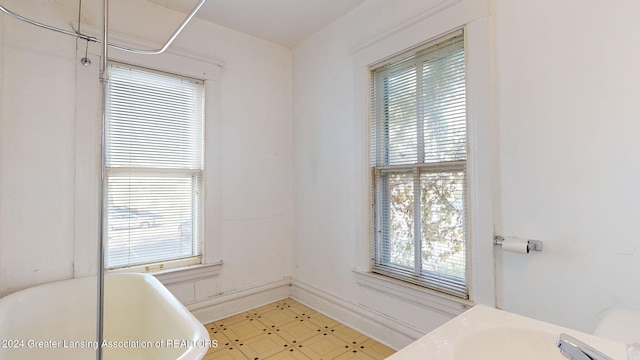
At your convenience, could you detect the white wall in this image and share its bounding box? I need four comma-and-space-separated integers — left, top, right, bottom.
291, 0, 492, 348
0, 0, 77, 294
4, 0, 640, 347
0, 0, 4, 287
494, 0, 640, 332
292, 0, 640, 343
0, 0, 293, 308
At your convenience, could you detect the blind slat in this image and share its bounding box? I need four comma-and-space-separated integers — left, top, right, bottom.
370, 33, 469, 298
106, 63, 204, 269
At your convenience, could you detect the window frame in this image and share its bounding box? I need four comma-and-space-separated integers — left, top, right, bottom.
104, 61, 205, 272
72, 37, 223, 279
369, 30, 470, 298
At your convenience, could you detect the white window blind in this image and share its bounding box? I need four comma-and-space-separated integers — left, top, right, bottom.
370, 31, 469, 298
106, 63, 204, 270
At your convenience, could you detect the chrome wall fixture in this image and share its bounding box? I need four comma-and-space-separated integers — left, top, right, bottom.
493, 235, 544, 252
0, 1, 207, 359
0, 0, 207, 55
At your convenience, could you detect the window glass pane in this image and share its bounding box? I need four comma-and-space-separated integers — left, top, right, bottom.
422, 46, 466, 163
107, 173, 201, 268
108, 64, 203, 170
382, 172, 415, 268
386, 66, 417, 165
420, 171, 466, 279
106, 63, 204, 269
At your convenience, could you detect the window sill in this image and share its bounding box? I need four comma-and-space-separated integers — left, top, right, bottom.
151, 261, 223, 286
352, 268, 474, 317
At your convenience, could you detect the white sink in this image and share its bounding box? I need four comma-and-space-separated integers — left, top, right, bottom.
388, 305, 627, 360
595, 307, 640, 344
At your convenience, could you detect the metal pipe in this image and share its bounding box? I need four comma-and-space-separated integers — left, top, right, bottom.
0, 2, 96, 42
0, 0, 206, 55
108, 0, 206, 55
96, 0, 109, 357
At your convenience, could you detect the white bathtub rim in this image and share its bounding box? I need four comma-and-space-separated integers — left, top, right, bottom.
0, 273, 209, 360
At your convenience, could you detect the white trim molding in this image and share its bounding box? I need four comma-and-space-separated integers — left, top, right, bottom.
181, 275, 447, 349
349, 0, 464, 54
153, 261, 223, 286
185, 276, 482, 350
73, 30, 224, 278
352, 269, 473, 317
352, 1, 495, 308
290, 278, 424, 350
189, 277, 291, 325
79, 24, 225, 69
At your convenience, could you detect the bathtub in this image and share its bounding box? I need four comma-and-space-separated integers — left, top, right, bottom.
0, 273, 210, 360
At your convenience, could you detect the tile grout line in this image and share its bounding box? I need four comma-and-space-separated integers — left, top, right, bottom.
203, 298, 396, 360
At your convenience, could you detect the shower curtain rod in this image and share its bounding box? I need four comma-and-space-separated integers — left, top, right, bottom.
0, 0, 207, 55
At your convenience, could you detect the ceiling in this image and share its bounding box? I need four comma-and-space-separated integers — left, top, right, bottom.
147, 0, 367, 48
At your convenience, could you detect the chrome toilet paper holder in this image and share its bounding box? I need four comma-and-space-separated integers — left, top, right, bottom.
494, 235, 543, 252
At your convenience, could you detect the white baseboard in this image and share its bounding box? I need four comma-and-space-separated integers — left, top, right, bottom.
290, 278, 426, 350
187, 276, 451, 350
188, 277, 291, 324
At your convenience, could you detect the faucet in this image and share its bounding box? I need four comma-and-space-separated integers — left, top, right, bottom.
556, 333, 614, 360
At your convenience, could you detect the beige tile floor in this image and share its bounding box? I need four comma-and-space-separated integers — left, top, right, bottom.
203, 298, 396, 360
